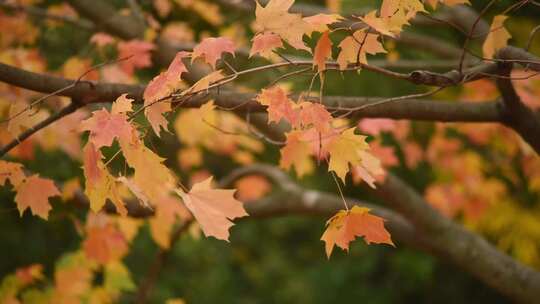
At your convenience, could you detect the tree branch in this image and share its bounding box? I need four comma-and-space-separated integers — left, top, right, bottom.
494, 52, 540, 154
0, 101, 84, 157
0, 62, 502, 123
372, 173, 540, 304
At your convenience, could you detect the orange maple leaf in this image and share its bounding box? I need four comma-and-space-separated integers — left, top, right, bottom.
0, 160, 25, 187
144, 51, 190, 136
175, 177, 248, 241
321, 205, 394, 258
15, 174, 60, 219
313, 31, 332, 75
255, 86, 300, 126
280, 130, 314, 177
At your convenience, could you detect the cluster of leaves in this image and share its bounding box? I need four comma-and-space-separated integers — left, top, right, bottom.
1, 0, 540, 302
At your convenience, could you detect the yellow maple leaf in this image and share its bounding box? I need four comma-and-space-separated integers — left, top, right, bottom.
327, 128, 369, 182
254, 0, 312, 52
483, 15, 511, 59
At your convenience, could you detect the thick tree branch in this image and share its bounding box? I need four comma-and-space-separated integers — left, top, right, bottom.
494, 53, 540, 154
372, 173, 540, 304
67, 0, 144, 40
0, 62, 502, 124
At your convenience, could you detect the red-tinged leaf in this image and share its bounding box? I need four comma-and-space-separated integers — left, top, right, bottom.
175, 176, 248, 241
300, 127, 339, 159
80, 108, 133, 149
321, 205, 393, 258
313, 31, 332, 75
83, 142, 102, 187
298, 101, 332, 132
255, 86, 300, 126
357, 118, 396, 135
369, 141, 399, 167
82, 142, 127, 216
250, 32, 283, 58
15, 264, 43, 285
117, 40, 155, 75
90, 32, 115, 47
144, 51, 190, 136
192, 37, 235, 69
15, 175, 60, 219
0, 160, 25, 187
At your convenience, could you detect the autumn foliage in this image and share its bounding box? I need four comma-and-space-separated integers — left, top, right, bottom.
1, 0, 540, 303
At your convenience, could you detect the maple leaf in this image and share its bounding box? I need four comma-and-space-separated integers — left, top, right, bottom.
83, 213, 128, 264
280, 130, 314, 177
351, 150, 385, 188
80, 104, 133, 149
144, 51, 190, 136
254, 0, 312, 52
111, 94, 133, 114
255, 86, 300, 126
150, 195, 191, 248
336, 29, 386, 70
298, 101, 332, 132
300, 126, 339, 159
483, 15, 511, 59
119, 136, 176, 204
303, 13, 342, 33
250, 32, 284, 58
175, 177, 248, 241
327, 128, 370, 182
15, 175, 60, 219
321, 205, 394, 258
117, 40, 155, 75
192, 37, 235, 69
313, 31, 332, 75
0, 160, 25, 187
183, 70, 225, 95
